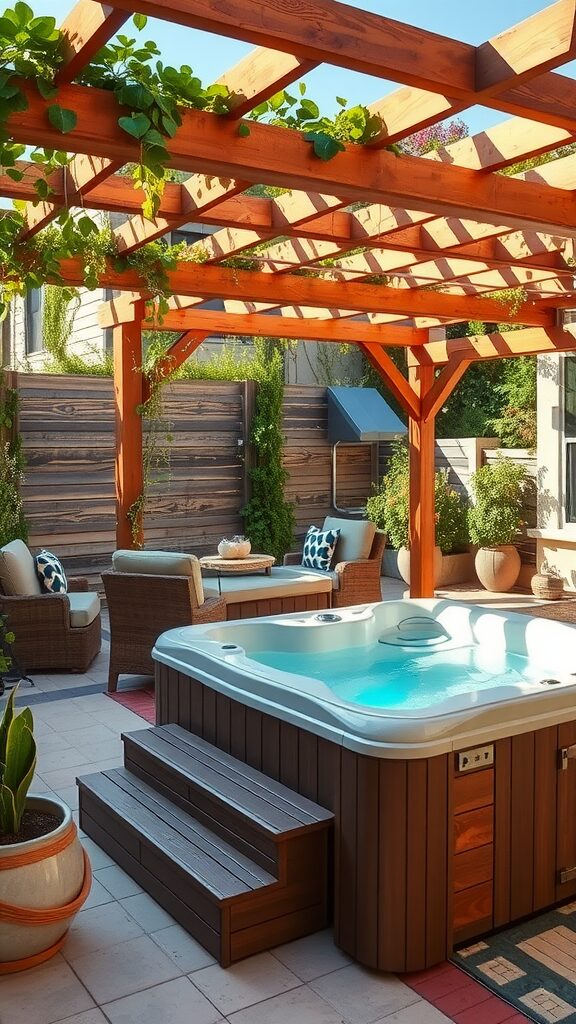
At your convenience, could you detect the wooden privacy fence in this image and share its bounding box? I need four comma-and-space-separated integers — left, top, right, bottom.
11, 373, 536, 585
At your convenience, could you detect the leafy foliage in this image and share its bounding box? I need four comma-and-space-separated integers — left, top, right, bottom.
468, 456, 527, 547
79, 19, 232, 218
366, 441, 469, 553
240, 341, 295, 560
248, 84, 383, 158
488, 356, 537, 448
0, 370, 27, 548
0, 613, 14, 677
0, 685, 36, 837
366, 442, 410, 549
434, 471, 469, 554
0, 3, 390, 320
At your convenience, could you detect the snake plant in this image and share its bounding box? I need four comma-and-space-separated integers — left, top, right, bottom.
0, 686, 37, 836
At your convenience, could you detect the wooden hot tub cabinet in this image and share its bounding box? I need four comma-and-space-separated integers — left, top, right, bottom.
156, 663, 576, 972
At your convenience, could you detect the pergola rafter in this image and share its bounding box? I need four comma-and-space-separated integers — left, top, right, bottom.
6, 0, 576, 594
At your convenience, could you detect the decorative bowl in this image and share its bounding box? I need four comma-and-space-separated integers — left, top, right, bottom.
217, 536, 252, 559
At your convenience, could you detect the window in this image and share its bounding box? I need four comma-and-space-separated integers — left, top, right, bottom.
25, 288, 43, 354
171, 228, 205, 246
565, 355, 576, 522
103, 288, 121, 353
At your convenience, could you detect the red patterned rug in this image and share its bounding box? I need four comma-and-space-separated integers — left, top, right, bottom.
106, 687, 156, 724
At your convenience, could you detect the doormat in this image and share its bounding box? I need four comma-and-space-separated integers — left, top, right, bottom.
452, 903, 576, 1023
106, 687, 156, 724
515, 600, 576, 624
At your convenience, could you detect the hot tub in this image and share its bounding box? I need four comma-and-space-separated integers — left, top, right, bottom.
153, 599, 576, 757
152, 600, 576, 973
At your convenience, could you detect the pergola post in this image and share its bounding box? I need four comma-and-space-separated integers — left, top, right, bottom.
113, 305, 145, 549
408, 357, 436, 599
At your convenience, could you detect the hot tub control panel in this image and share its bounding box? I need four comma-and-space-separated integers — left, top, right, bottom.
457, 744, 494, 772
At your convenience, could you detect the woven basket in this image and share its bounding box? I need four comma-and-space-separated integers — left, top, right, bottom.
531, 573, 564, 601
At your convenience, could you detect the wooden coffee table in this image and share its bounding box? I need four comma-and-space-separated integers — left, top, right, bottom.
199, 554, 276, 593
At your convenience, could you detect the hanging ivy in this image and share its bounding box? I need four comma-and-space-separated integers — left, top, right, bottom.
0, 369, 27, 547
0, 2, 393, 320
240, 341, 295, 561
247, 84, 384, 159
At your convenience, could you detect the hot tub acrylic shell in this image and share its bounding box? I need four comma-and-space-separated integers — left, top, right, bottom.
152, 599, 576, 758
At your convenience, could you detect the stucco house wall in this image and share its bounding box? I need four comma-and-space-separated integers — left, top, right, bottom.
533, 312, 576, 590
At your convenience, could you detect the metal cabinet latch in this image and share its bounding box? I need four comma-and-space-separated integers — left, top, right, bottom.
559, 745, 576, 770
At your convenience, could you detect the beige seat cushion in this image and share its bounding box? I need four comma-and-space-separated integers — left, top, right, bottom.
203, 566, 333, 603
68, 591, 100, 628
112, 549, 204, 606
0, 539, 42, 596
323, 516, 376, 564
283, 564, 339, 590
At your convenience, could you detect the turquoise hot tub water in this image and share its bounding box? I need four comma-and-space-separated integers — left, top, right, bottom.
250, 641, 538, 711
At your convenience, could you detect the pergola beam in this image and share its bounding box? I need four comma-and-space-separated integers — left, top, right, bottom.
80, 261, 552, 325
56, 3, 129, 84
102, 304, 424, 347
10, 83, 576, 239
359, 342, 420, 419
108, 0, 576, 105
416, 325, 576, 365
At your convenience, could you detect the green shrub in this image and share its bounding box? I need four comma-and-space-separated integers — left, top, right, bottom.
434, 470, 469, 554
0, 373, 27, 548
366, 443, 469, 553
468, 456, 527, 547
366, 442, 410, 550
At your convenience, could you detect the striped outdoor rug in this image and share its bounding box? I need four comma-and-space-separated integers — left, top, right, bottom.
452, 903, 576, 1022
106, 686, 156, 724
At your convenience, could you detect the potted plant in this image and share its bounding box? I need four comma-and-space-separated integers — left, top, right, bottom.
366, 443, 470, 586
468, 456, 527, 592
0, 686, 91, 973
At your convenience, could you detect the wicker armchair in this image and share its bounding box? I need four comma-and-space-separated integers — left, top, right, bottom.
103, 549, 226, 692
284, 520, 385, 607
0, 576, 101, 673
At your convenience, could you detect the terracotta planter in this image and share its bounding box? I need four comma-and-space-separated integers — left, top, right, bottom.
474, 545, 521, 593
397, 546, 443, 587
0, 794, 91, 973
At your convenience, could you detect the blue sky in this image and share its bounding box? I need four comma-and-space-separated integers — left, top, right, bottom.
29, 1, 571, 137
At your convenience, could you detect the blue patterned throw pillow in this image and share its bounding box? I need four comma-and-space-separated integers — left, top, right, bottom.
301, 526, 341, 571
35, 550, 68, 594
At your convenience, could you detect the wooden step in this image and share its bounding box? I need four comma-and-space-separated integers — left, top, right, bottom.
79, 735, 333, 966
122, 724, 332, 875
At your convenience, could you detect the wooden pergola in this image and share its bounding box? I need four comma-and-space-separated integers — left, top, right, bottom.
7, 0, 576, 596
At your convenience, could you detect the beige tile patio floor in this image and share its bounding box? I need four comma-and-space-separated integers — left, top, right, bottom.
1, 578, 546, 1024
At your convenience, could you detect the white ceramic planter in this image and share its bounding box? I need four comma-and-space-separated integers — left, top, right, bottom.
217, 538, 252, 559
0, 794, 88, 971
397, 546, 443, 586
474, 545, 521, 593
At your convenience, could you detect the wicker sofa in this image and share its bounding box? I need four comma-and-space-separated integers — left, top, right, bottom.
0, 539, 101, 672
103, 549, 333, 691
284, 517, 386, 607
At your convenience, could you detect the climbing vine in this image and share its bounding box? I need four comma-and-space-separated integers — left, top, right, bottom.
0, 3, 388, 319
0, 369, 27, 547
240, 341, 295, 561
126, 374, 174, 547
